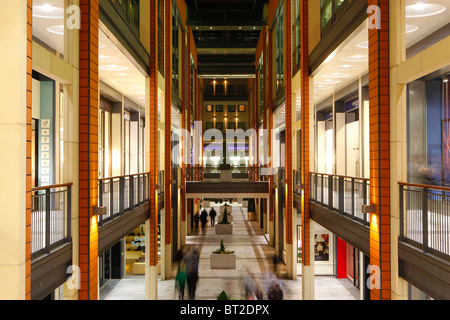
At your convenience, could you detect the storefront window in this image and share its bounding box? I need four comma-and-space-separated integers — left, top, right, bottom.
125, 226, 146, 276
407, 71, 450, 186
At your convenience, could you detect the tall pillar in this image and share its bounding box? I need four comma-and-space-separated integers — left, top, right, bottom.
79, 0, 99, 300
0, 0, 31, 300
284, 0, 295, 280
268, 22, 275, 247
389, 0, 408, 300
368, 0, 391, 300
300, 0, 314, 299
164, 0, 173, 279
180, 29, 187, 246
145, 0, 160, 300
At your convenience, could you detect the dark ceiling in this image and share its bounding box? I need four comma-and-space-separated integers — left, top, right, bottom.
185, 0, 268, 78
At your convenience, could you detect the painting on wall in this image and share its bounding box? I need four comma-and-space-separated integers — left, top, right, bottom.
314, 234, 330, 262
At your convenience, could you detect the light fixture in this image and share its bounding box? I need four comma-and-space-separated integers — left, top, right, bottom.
405, 3, 446, 18
99, 65, 129, 71
405, 24, 419, 34
99, 55, 120, 63
322, 72, 351, 78
315, 79, 342, 85
46, 25, 64, 35
332, 64, 362, 71
341, 55, 368, 62
356, 41, 369, 49
33, 4, 64, 19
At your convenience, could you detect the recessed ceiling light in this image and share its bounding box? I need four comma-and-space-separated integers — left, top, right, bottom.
341, 55, 368, 62
315, 79, 341, 85
356, 41, 369, 49
405, 24, 419, 34
99, 55, 120, 63
332, 64, 363, 71
322, 72, 351, 78
99, 43, 107, 49
99, 65, 129, 71
406, 3, 446, 18
33, 4, 64, 19
46, 25, 64, 35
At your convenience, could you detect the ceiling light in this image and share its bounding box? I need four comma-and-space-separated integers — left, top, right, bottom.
405, 3, 446, 18
341, 55, 368, 62
332, 64, 362, 71
99, 55, 120, 63
33, 4, 64, 19
356, 41, 369, 49
315, 79, 341, 85
322, 72, 351, 78
99, 65, 129, 71
46, 25, 64, 35
99, 43, 107, 49
405, 24, 419, 34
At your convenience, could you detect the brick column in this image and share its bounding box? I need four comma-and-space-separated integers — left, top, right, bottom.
368, 0, 391, 300
79, 0, 99, 300
181, 29, 187, 244
284, 0, 293, 247
300, 0, 311, 269
268, 25, 275, 245
146, 0, 159, 299
164, 0, 172, 274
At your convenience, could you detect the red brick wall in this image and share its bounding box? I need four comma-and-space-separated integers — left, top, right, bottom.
165, 0, 172, 246
149, 0, 159, 267
284, 0, 293, 245
300, 0, 311, 266
368, 0, 391, 300
79, 0, 99, 300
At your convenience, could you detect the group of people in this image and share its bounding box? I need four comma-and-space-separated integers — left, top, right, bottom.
243, 268, 284, 300
194, 207, 217, 231
175, 247, 200, 300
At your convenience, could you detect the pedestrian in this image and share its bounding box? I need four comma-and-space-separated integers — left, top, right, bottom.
187, 260, 198, 300
209, 207, 217, 226
200, 209, 208, 231
194, 211, 200, 231
175, 263, 187, 300
268, 281, 283, 300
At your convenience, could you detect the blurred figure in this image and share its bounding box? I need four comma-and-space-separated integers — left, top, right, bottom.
209, 207, 217, 226
175, 262, 187, 300
187, 247, 200, 300
200, 209, 208, 231
194, 211, 200, 231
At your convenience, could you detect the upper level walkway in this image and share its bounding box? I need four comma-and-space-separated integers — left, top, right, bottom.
100, 203, 359, 300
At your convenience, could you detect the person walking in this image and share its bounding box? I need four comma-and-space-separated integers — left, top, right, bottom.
209, 207, 217, 226
175, 263, 187, 300
200, 209, 208, 231
194, 211, 200, 231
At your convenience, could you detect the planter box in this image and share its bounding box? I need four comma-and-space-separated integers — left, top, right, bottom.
210, 253, 236, 269
248, 212, 257, 221
220, 170, 232, 182
215, 223, 233, 234
218, 214, 233, 223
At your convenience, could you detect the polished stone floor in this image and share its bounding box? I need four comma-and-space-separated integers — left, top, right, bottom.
100, 204, 360, 301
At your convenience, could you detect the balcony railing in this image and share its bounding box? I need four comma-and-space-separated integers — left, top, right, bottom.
31, 183, 73, 260
310, 173, 370, 225
98, 172, 150, 226
399, 182, 450, 261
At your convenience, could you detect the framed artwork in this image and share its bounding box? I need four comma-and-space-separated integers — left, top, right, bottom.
206, 122, 214, 130
205, 85, 213, 94
206, 105, 214, 112
238, 84, 247, 94
228, 105, 236, 113
216, 85, 224, 94
227, 122, 236, 130
238, 105, 246, 112
314, 234, 330, 261
228, 85, 236, 93
216, 105, 223, 113
238, 122, 246, 130
41, 119, 51, 128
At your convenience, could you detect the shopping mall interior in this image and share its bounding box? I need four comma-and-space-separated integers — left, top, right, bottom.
0, 0, 449, 301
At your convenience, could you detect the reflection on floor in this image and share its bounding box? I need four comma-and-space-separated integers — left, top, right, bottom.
100, 204, 360, 300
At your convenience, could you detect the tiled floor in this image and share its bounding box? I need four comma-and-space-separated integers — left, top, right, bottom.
100, 204, 360, 301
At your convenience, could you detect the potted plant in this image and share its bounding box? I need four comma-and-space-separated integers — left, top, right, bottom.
215, 209, 233, 234
247, 198, 257, 221
210, 239, 236, 269
219, 205, 233, 222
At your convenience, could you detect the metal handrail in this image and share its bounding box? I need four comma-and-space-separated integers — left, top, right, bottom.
310, 172, 370, 225
31, 183, 73, 260
399, 182, 450, 261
